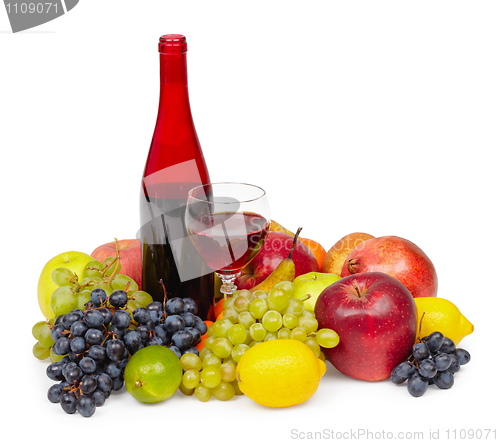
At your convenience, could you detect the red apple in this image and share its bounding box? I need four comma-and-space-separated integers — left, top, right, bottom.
315, 272, 417, 381
235, 231, 319, 289
341, 236, 437, 298
91, 239, 142, 290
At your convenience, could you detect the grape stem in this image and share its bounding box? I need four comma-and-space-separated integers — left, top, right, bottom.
159, 279, 169, 321
417, 311, 426, 343
103, 238, 122, 284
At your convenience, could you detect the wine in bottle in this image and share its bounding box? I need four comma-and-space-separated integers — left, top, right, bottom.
139, 34, 214, 320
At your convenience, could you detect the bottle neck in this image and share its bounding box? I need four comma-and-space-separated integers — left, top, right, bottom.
159, 53, 189, 94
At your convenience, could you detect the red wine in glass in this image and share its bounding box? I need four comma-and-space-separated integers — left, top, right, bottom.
189, 212, 269, 274
186, 183, 271, 297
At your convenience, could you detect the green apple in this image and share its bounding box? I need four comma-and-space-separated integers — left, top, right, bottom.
37, 251, 93, 319
293, 272, 342, 311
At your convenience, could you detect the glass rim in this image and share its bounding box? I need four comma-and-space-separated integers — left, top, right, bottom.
187, 182, 267, 204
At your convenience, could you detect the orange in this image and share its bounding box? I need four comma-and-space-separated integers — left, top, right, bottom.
214, 298, 225, 319
300, 238, 326, 271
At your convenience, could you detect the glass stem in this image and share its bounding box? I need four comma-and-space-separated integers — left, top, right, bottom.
217, 272, 240, 299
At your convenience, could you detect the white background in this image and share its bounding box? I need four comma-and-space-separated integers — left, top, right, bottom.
1, 1, 498, 441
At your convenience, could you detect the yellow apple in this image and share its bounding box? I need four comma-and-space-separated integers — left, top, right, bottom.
37, 251, 93, 319
293, 272, 342, 311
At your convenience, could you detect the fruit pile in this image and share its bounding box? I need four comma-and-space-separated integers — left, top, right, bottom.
390, 331, 471, 397
177, 284, 339, 402
42, 287, 207, 417
32, 226, 475, 416
32, 247, 154, 361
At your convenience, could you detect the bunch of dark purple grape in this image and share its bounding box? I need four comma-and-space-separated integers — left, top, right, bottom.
45, 288, 207, 417
390, 331, 471, 397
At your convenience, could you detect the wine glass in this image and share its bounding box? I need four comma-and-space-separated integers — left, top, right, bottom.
185, 182, 270, 298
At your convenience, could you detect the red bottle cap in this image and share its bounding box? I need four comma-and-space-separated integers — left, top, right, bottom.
159, 34, 187, 54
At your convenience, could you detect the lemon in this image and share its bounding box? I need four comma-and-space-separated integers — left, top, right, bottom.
124, 345, 182, 403
415, 297, 474, 345
236, 339, 326, 408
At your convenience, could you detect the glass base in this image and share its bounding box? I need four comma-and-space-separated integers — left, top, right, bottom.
217, 272, 241, 298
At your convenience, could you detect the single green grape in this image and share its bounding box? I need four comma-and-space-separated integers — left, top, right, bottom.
261, 310, 283, 332
194, 384, 211, 402
249, 322, 267, 342
32, 321, 46, 340
212, 319, 234, 338
302, 309, 315, 317
267, 288, 288, 312
231, 379, 244, 395
76, 290, 91, 311
304, 337, 321, 358
178, 383, 194, 396
273, 281, 295, 298
182, 369, 201, 389
316, 328, 340, 348
232, 296, 250, 313
244, 331, 253, 346
248, 298, 268, 319
253, 290, 268, 300
206, 324, 215, 337
50, 346, 64, 362
102, 256, 122, 277
290, 326, 307, 342
222, 306, 238, 323
92, 282, 113, 297
200, 365, 222, 389
51, 267, 76, 287
237, 311, 256, 329
264, 331, 278, 341
181, 352, 203, 371
198, 347, 213, 361
227, 324, 247, 345
231, 344, 249, 363
50, 286, 77, 316
211, 381, 236, 401
130, 291, 154, 307
212, 337, 233, 359
237, 289, 256, 302
32, 342, 51, 360
81, 260, 103, 279
38, 324, 55, 348
282, 313, 299, 329
277, 327, 291, 340
223, 297, 235, 309
111, 274, 139, 293
202, 353, 222, 368
125, 299, 140, 316
204, 335, 217, 352
298, 315, 319, 334
283, 298, 304, 316
219, 361, 237, 383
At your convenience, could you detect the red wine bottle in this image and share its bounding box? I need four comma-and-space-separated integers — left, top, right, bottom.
139, 34, 214, 320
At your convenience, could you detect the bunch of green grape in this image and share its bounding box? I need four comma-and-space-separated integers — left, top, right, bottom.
32, 258, 153, 362
178, 281, 339, 402
178, 351, 243, 402
50, 258, 152, 317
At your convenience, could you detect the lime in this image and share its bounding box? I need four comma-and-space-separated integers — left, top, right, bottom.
124, 345, 182, 403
